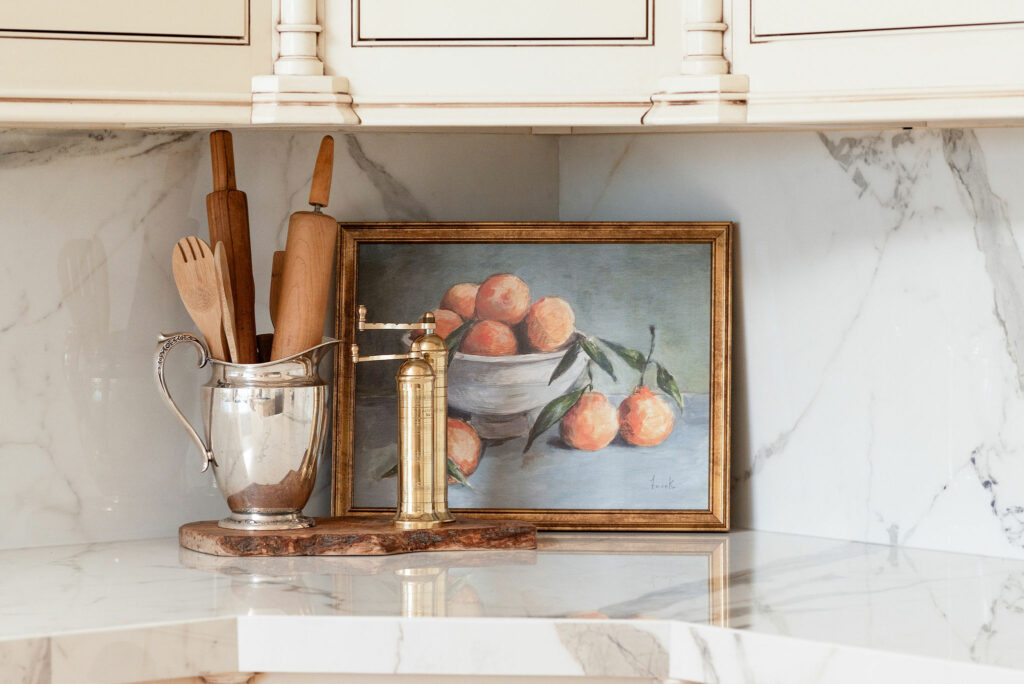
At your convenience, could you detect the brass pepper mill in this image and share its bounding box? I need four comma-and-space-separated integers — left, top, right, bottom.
352, 307, 455, 529
410, 322, 455, 523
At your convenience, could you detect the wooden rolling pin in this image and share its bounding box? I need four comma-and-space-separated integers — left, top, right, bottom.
270, 136, 338, 361
207, 130, 258, 364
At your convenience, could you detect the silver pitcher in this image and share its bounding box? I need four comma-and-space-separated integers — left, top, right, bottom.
154, 333, 339, 530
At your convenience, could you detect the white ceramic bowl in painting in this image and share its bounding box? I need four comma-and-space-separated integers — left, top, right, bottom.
448, 333, 588, 439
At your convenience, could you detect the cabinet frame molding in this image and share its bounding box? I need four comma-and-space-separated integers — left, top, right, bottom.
350, 0, 655, 47
0, 0, 249, 45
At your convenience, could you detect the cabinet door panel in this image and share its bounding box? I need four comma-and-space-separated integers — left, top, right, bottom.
753, 0, 1024, 37
0, 0, 246, 40
356, 0, 650, 43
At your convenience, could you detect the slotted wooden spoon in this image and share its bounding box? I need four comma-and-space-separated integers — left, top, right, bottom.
172, 236, 228, 361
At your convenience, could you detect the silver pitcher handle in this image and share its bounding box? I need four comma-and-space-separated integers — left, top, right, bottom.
154, 332, 217, 472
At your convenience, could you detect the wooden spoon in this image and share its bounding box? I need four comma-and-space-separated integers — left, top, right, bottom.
214, 241, 240, 364
172, 236, 228, 361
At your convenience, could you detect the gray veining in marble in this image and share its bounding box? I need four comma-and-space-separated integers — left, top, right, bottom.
344, 135, 434, 221
0, 129, 557, 550
942, 130, 1024, 390
559, 127, 1024, 559
0, 638, 49, 684
941, 130, 1024, 549
555, 622, 669, 678
5, 531, 1024, 683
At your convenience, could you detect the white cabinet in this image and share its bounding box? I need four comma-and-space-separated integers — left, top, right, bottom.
750, 0, 1022, 37
254, 0, 746, 128
0, 0, 1022, 128
0, 0, 269, 126
252, 0, 685, 128
1, 0, 247, 41
734, 0, 1024, 123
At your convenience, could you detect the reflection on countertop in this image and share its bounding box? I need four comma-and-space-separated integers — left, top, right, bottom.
174, 532, 723, 624
3, 529, 1024, 682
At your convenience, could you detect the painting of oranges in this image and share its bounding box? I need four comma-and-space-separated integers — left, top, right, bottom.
350, 241, 714, 513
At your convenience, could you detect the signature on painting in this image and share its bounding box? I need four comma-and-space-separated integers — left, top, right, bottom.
649, 475, 677, 490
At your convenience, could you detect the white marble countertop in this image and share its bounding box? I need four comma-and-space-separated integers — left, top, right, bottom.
3, 529, 1024, 683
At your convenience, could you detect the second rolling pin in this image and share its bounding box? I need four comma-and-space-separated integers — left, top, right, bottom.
270, 136, 337, 361
207, 130, 258, 363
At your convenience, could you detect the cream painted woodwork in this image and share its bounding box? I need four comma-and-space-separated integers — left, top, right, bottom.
354, 0, 652, 44
752, 0, 1022, 37
322, 0, 704, 127
251, 0, 357, 125
736, 0, 1024, 124
0, 0, 269, 126
644, 0, 748, 125
1, 0, 247, 42
1, 0, 1023, 127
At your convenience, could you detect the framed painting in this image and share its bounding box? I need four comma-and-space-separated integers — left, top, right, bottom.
333, 222, 732, 530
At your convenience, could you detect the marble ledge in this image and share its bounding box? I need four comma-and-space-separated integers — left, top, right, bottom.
3, 529, 1024, 683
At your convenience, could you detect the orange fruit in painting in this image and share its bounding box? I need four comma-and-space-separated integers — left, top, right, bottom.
524, 296, 575, 352
432, 309, 463, 339
560, 391, 619, 451
411, 309, 462, 340
460, 320, 518, 356
447, 418, 482, 483
440, 282, 479, 320
618, 386, 675, 446
475, 274, 531, 325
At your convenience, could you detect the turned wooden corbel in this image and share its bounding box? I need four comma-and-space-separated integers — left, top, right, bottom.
251, 0, 359, 125
644, 0, 749, 125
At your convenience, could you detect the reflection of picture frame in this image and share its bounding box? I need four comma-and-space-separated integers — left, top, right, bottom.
333, 222, 732, 531
537, 534, 730, 624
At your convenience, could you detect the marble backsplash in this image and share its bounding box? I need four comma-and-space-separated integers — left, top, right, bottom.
560, 127, 1024, 559
0, 130, 557, 550
6, 125, 1024, 560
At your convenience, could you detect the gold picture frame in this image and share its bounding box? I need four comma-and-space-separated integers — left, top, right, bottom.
333, 222, 732, 531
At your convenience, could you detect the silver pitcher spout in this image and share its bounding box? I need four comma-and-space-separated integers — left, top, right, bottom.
154, 333, 340, 530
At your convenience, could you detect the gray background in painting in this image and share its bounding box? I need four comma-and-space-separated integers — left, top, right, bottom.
355, 242, 713, 395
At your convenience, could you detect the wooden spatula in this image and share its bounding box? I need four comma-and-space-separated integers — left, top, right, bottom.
214, 241, 240, 364
207, 131, 257, 363
172, 236, 228, 361
270, 136, 338, 361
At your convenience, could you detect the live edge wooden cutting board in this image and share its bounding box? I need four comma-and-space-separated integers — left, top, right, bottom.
179, 517, 537, 557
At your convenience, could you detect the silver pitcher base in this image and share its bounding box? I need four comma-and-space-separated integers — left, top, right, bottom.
218, 511, 315, 531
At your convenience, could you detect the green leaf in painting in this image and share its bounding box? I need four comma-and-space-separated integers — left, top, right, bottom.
523, 387, 586, 453
548, 340, 581, 385
655, 361, 685, 410
445, 320, 474, 366
448, 457, 474, 489
597, 337, 646, 372
579, 338, 616, 381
